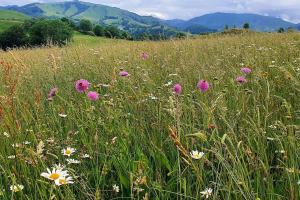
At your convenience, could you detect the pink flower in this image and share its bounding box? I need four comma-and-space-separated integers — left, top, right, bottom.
141, 52, 149, 60
173, 84, 182, 95
197, 80, 209, 92
241, 67, 252, 74
47, 87, 58, 101
87, 91, 99, 101
236, 76, 247, 84
119, 71, 129, 77
75, 79, 90, 93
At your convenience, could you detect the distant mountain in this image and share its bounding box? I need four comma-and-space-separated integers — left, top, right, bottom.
0, 1, 180, 36
163, 19, 216, 34
185, 13, 295, 32
0, 2, 298, 35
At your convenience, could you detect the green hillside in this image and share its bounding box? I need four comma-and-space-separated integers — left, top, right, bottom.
6, 1, 178, 36
0, 10, 30, 32
0, 10, 30, 20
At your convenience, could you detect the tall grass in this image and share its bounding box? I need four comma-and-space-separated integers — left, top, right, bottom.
0, 32, 299, 199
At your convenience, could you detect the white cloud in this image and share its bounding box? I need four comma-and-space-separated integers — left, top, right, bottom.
1, 0, 300, 23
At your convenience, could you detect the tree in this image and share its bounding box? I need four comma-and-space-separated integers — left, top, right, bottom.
0, 25, 28, 50
243, 22, 250, 29
79, 19, 93, 32
224, 25, 229, 30
29, 19, 73, 46
61, 17, 76, 29
277, 27, 285, 33
93, 25, 104, 36
104, 26, 121, 38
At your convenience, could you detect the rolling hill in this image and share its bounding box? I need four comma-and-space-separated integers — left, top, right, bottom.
0, 2, 299, 34
1, 1, 180, 36
0, 10, 30, 32
164, 13, 296, 32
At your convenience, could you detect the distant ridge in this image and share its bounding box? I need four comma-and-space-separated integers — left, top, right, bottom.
164, 12, 296, 32
0, 1, 299, 34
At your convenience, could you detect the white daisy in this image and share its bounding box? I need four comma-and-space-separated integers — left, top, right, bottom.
81, 154, 90, 158
10, 184, 24, 192
7, 155, 16, 159
41, 166, 69, 182
62, 147, 76, 157
200, 188, 213, 199
58, 114, 67, 118
112, 184, 120, 193
190, 150, 205, 160
66, 159, 81, 164
55, 176, 74, 186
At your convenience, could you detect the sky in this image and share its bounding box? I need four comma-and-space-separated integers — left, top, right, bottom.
1, 0, 300, 23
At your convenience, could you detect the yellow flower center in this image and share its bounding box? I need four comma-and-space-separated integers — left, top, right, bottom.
49, 173, 60, 180
65, 149, 71, 155
59, 178, 66, 185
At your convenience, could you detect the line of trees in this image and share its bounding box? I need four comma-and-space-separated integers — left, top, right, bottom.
63, 18, 132, 40
0, 18, 74, 50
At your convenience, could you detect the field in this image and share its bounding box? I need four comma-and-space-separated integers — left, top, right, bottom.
0, 32, 300, 199
0, 10, 30, 32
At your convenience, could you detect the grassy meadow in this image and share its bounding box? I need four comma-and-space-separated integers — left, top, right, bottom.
0, 32, 300, 199
0, 10, 30, 32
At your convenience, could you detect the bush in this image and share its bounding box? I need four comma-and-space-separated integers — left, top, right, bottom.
29, 19, 73, 46
0, 25, 28, 50
243, 22, 250, 29
79, 19, 93, 32
93, 25, 104, 36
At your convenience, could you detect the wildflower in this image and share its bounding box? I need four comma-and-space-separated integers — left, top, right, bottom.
200, 188, 213, 199
190, 150, 204, 160
58, 113, 67, 118
23, 141, 31, 145
3, 132, 10, 137
56, 176, 74, 186
8, 155, 16, 159
173, 84, 182, 95
111, 137, 118, 144
41, 166, 68, 182
241, 67, 252, 74
66, 159, 81, 164
197, 80, 210, 92
62, 147, 76, 157
87, 91, 99, 101
10, 184, 24, 192
119, 71, 129, 77
164, 81, 173, 87
75, 79, 90, 93
41, 166, 73, 186
47, 87, 58, 101
141, 52, 149, 60
81, 154, 90, 158
297, 180, 300, 185
149, 94, 158, 100
236, 76, 247, 84
112, 184, 120, 193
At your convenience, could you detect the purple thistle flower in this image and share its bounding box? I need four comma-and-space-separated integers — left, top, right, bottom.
47, 87, 58, 101
119, 71, 129, 77
236, 76, 247, 84
173, 84, 182, 95
75, 79, 90, 93
197, 80, 210, 92
241, 67, 252, 74
141, 52, 149, 60
87, 91, 99, 101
